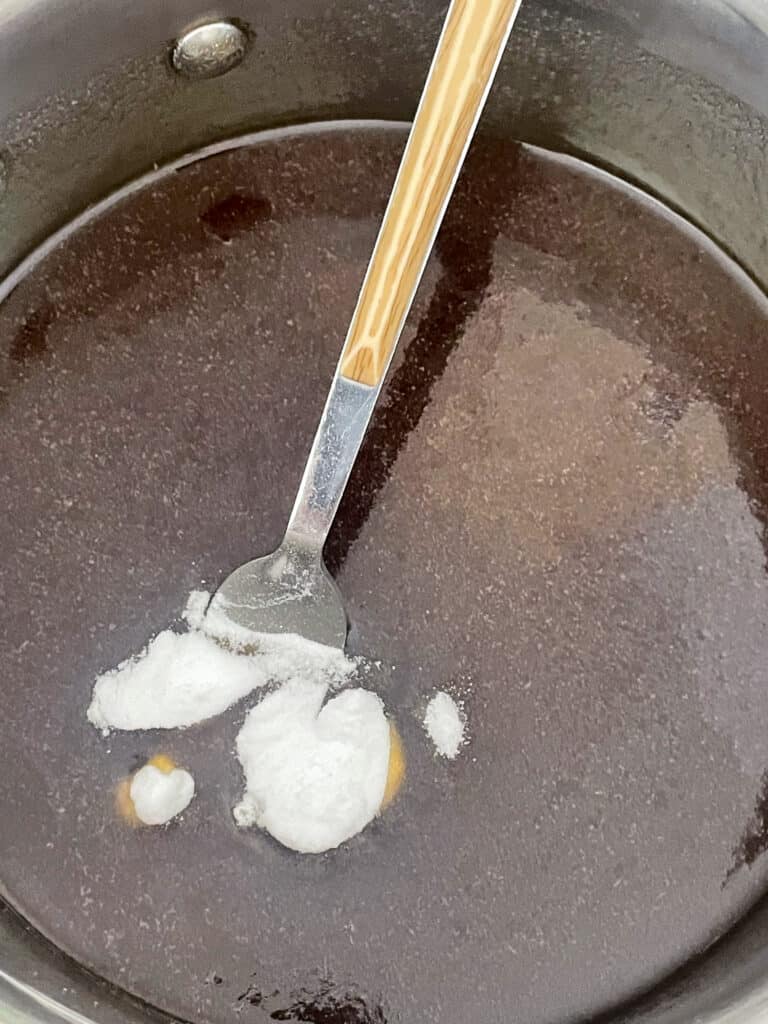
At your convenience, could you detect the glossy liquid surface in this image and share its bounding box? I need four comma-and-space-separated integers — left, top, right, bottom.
2, 123, 768, 1024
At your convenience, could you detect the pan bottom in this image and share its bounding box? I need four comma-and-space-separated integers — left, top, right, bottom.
2, 122, 768, 1024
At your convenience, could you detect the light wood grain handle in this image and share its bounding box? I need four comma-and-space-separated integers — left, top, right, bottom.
339, 0, 522, 387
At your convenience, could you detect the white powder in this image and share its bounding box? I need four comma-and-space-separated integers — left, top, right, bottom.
88, 630, 266, 731
130, 764, 195, 825
181, 589, 211, 630
87, 591, 355, 732
233, 678, 390, 854
88, 590, 392, 852
424, 691, 466, 758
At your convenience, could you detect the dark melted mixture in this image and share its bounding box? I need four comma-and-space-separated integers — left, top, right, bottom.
2, 123, 768, 1024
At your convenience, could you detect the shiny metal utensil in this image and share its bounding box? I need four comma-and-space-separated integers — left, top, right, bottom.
212, 0, 523, 647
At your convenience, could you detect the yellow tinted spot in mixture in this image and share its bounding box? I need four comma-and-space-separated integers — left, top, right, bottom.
381, 722, 406, 810
115, 777, 140, 826
147, 753, 177, 775
115, 753, 179, 825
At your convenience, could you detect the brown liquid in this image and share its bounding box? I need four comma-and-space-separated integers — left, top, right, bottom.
2, 123, 768, 1024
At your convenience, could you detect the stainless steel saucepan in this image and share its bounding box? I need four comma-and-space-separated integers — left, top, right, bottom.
1, 2, 768, 1024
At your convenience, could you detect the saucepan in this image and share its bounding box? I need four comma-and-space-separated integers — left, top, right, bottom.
2, 1, 768, 1023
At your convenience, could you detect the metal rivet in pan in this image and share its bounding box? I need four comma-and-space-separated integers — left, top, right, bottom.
171, 21, 248, 80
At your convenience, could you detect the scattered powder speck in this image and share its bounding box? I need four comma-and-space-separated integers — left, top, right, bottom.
129, 764, 195, 826
424, 691, 466, 758
233, 678, 390, 854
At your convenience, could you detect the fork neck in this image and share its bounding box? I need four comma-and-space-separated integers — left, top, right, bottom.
284, 374, 379, 555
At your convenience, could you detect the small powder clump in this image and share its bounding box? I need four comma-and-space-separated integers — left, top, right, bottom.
130, 763, 195, 826
424, 691, 466, 759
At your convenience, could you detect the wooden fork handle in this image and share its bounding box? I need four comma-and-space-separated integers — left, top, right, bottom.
339, 0, 522, 387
